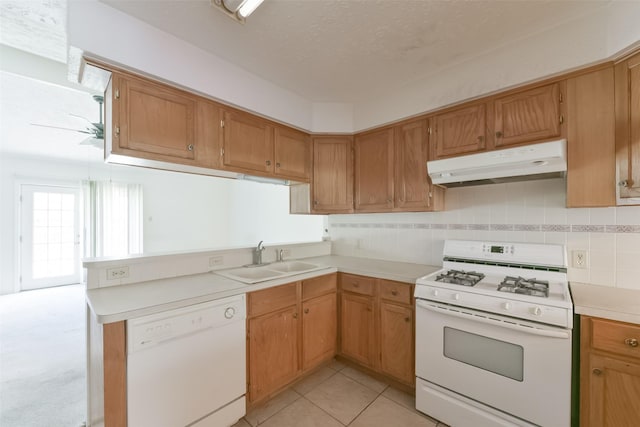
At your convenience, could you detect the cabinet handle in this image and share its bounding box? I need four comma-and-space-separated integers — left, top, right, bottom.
495, 131, 503, 138
187, 144, 194, 151
304, 308, 310, 314
592, 368, 602, 376
404, 317, 410, 322
477, 135, 484, 142
313, 200, 318, 205
292, 313, 298, 319
276, 162, 281, 168
387, 199, 392, 203
619, 179, 634, 188
266, 160, 271, 166
115, 126, 120, 137
366, 307, 372, 312
391, 290, 398, 296
625, 338, 638, 347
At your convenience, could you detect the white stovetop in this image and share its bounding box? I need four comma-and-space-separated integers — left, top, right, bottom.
570, 282, 640, 325
86, 255, 439, 324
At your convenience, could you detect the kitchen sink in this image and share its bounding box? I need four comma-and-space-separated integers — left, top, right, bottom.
215, 260, 328, 284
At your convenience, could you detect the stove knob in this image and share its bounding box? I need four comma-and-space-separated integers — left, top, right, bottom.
532, 306, 542, 316
432, 289, 439, 297
452, 293, 460, 301
502, 302, 511, 311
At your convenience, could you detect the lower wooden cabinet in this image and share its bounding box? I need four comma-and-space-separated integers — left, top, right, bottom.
580, 316, 640, 427
338, 273, 415, 386
246, 274, 337, 405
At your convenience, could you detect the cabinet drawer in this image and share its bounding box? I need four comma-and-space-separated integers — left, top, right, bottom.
248, 282, 298, 317
591, 318, 640, 359
379, 280, 412, 305
302, 273, 337, 301
340, 273, 375, 296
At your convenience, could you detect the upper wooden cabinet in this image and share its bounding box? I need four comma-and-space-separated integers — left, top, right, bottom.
494, 83, 563, 148
221, 109, 311, 182
311, 136, 354, 213
395, 119, 443, 211
355, 128, 395, 212
566, 67, 616, 207
431, 103, 487, 159
221, 109, 275, 175
109, 72, 219, 168
274, 127, 311, 181
615, 52, 640, 202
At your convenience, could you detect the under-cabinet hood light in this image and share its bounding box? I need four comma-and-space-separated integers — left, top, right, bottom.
239, 174, 290, 186
211, 0, 265, 23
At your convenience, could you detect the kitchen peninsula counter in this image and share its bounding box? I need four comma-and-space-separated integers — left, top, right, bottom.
570, 282, 640, 324
86, 255, 439, 324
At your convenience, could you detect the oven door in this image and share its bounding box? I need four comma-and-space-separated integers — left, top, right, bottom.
415, 299, 572, 427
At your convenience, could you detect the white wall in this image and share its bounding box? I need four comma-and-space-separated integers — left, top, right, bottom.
0, 154, 325, 294
328, 179, 640, 290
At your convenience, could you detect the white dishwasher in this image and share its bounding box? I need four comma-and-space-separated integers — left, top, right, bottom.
127, 294, 246, 427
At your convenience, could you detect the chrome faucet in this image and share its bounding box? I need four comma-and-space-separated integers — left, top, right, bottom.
253, 241, 266, 265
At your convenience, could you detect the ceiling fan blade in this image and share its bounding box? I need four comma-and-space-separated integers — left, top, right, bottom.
30, 123, 93, 134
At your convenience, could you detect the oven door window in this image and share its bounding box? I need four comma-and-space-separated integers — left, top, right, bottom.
443, 327, 524, 381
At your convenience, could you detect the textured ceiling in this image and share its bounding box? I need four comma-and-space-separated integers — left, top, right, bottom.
102, 0, 609, 103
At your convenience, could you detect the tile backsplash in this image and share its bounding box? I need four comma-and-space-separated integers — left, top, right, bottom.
328, 178, 640, 290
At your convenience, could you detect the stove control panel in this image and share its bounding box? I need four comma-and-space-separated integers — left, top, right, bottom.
415, 285, 572, 328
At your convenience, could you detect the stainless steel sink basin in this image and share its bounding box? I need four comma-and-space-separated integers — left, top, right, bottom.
215, 261, 327, 284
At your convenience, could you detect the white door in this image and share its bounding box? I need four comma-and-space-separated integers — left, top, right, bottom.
20, 184, 81, 290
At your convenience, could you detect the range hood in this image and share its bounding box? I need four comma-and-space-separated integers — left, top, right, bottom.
427, 139, 567, 187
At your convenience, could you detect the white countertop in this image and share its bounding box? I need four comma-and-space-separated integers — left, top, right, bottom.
86, 255, 439, 324
570, 282, 640, 325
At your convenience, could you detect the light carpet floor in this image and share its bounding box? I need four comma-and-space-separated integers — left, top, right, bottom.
0, 284, 86, 427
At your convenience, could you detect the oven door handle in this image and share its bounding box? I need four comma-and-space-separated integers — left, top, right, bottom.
416, 300, 571, 339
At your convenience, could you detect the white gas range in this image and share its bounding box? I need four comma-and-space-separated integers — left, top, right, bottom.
414, 240, 574, 427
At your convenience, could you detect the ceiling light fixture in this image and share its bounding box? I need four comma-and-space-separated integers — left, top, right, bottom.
211, 0, 265, 23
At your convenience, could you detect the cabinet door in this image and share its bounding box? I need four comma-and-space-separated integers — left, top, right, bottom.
567, 68, 616, 207
302, 293, 337, 370
615, 52, 640, 200
494, 83, 562, 148
222, 109, 274, 174
248, 306, 299, 403
394, 119, 433, 211
587, 354, 640, 427
113, 73, 209, 165
340, 293, 375, 368
432, 103, 486, 158
355, 128, 394, 212
312, 136, 354, 213
274, 126, 311, 181
379, 302, 414, 385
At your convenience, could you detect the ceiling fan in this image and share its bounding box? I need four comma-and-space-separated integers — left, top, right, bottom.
31, 94, 104, 149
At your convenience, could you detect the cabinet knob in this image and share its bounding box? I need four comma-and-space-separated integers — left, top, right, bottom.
625, 338, 638, 347
266, 160, 271, 166
313, 200, 318, 205
304, 308, 310, 314
391, 290, 398, 296
187, 144, 194, 151
292, 313, 298, 319
366, 307, 372, 312
276, 162, 281, 168
619, 179, 634, 188
592, 368, 602, 376
387, 199, 392, 203
404, 317, 410, 322
495, 131, 503, 138
477, 135, 484, 142
352, 282, 359, 287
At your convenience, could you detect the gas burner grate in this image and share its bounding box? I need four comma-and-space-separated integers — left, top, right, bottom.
497, 276, 549, 298
435, 270, 485, 287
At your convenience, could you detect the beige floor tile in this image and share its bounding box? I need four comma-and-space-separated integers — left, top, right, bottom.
259, 398, 343, 427
382, 387, 415, 411
231, 418, 252, 427
305, 372, 379, 425
340, 366, 387, 393
244, 389, 301, 426
350, 396, 438, 427
292, 366, 336, 395
327, 358, 347, 372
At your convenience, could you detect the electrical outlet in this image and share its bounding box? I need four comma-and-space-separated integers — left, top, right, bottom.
107, 266, 130, 280
572, 250, 588, 269
209, 255, 224, 267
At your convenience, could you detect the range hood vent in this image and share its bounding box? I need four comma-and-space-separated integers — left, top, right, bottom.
427, 139, 567, 187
